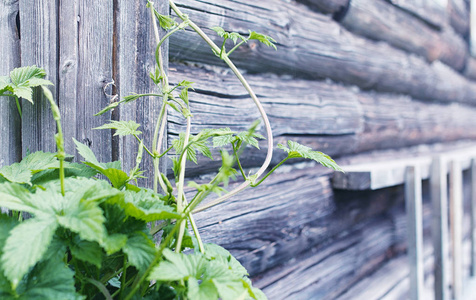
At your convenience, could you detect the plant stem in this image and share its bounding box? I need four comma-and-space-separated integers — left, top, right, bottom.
175, 117, 191, 252
84, 278, 113, 300
227, 40, 247, 57
133, 134, 154, 157
125, 218, 182, 300
233, 141, 247, 181
251, 157, 289, 187
14, 96, 21, 118
149, 2, 169, 194
120, 256, 127, 299
169, 0, 274, 212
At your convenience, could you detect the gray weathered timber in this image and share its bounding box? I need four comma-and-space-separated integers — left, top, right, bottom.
405, 165, 424, 300
0, 0, 20, 167
19, 0, 58, 155
470, 159, 476, 277
448, 0, 470, 37
340, 0, 467, 71
170, 0, 476, 105
73, 0, 114, 162
431, 157, 450, 300
115, 0, 166, 187
169, 64, 476, 175
450, 160, 464, 300
58, 0, 79, 156
387, 0, 447, 28
296, 0, 349, 14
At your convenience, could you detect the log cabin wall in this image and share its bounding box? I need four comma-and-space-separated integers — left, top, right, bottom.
0, 0, 475, 299
169, 0, 476, 298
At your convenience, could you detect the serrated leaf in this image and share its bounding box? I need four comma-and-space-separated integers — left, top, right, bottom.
108, 189, 180, 222
212, 26, 227, 38
228, 32, 246, 44
0, 151, 59, 184
9, 66, 47, 85
248, 31, 277, 50
0, 183, 38, 214
188, 181, 227, 196
95, 120, 142, 137
69, 235, 103, 268
122, 231, 156, 272
73, 138, 103, 168
188, 278, 219, 300
7, 66, 53, 103
94, 102, 119, 116
156, 12, 177, 30
12, 86, 33, 103
17, 257, 81, 300
148, 249, 205, 281
236, 131, 263, 149
204, 244, 248, 277
57, 200, 107, 247
278, 141, 343, 172
2, 218, 58, 288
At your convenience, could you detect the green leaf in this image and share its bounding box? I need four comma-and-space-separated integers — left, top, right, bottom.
156, 12, 177, 30
148, 249, 205, 281
0, 151, 59, 184
94, 120, 142, 137
0, 76, 10, 91
188, 278, 219, 300
0, 183, 38, 215
7, 66, 53, 103
236, 131, 264, 149
109, 189, 180, 222
188, 181, 227, 196
122, 231, 156, 272
57, 200, 107, 247
17, 257, 81, 300
2, 218, 58, 289
212, 26, 227, 38
277, 141, 343, 172
248, 31, 277, 50
212, 128, 235, 147
69, 235, 103, 268
204, 244, 248, 277
73, 138, 130, 188
73, 138, 103, 168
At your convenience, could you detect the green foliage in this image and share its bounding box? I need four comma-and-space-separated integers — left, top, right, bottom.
278, 140, 343, 172
0, 66, 53, 104
0, 1, 343, 299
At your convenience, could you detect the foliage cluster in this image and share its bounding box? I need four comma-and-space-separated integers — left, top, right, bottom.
0, 1, 342, 299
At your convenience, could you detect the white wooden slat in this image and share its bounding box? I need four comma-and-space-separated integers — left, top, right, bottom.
450, 160, 464, 300
431, 156, 450, 300
405, 165, 424, 300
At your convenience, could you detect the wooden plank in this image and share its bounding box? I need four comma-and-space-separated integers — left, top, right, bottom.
73, 0, 114, 162
405, 165, 424, 300
115, 0, 166, 187
388, 0, 448, 28
471, 0, 476, 56
171, 0, 476, 106
0, 0, 21, 167
450, 160, 464, 300
58, 1, 78, 156
448, 0, 470, 37
431, 157, 450, 300
296, 0, 349, 14
333, 145, 476, 190
340, 0, 467, 71
470, 159, 476, 277
170, 64, 476, 175
19, 0, 58, 155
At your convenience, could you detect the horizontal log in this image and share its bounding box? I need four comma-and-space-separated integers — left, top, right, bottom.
296, 0, 349, 15
387, 0, 447, 29
448, 0, 470, 37
168, 64, 476, 175
340, 0, 467, 71
171, 0, 476, 105
191, 164, 404, 277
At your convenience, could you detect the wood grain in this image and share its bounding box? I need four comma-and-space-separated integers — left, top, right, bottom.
114, 0, 166, 187
448, 0, 470, 37
170, 0, 476, 105
73, 0, 114, 162
0, 0, 21, 167
387, 0, 447, 29
340, 0, 467, 71
296, 0, 349, 15
169, 64, 476, 175
19, 0, 58, 155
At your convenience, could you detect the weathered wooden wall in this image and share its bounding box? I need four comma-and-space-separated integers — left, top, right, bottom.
2, 0, 476, 299
168, 0, 476, 299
